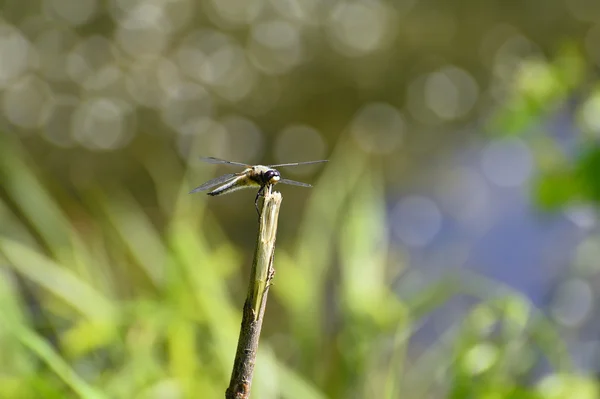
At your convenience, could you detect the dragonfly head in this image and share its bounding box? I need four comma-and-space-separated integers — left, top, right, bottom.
264, 169, 281, 185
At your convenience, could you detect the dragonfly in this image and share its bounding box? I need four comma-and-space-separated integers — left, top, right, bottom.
190, 156, 328, 214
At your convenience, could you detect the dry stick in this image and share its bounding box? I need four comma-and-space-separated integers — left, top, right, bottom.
226, 189, 282, 399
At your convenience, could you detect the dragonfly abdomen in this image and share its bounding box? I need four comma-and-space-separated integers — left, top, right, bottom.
207, 176, 259, 196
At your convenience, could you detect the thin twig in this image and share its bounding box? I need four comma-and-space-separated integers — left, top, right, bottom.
226, 189, 282, 399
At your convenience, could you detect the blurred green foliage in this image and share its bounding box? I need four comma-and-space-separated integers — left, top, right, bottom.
483, 44, 600, 213
0, 130, 593, 399
2, 0, 600, 397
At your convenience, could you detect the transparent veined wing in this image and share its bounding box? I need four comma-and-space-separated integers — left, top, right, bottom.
189, 173, 238, 193
278, 178, 312, 187
200, 157, 249, 167
268, 160, 328, 168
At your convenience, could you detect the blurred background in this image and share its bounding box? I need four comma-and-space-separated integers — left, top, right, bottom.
1, 0, 600, 398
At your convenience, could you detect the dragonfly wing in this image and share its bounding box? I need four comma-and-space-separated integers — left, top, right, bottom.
189, 173, 238, 193
278, 178, 312, 188
268, 160, 328, 168
200, 157, 249, 167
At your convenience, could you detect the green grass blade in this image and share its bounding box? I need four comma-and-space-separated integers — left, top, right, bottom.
0, 135, 73, 262
0, 238, 115, 320
8, 322, 108, 399
90, 188, 166, 288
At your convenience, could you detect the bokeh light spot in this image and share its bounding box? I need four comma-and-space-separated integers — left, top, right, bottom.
492, 34, 542, 91
45, 0, 98, 26
327, 1, 391, 57
573, 237, 600, 274
437, 167, 490, 226
462, 344, 498, 375
126, 58, 173, 108
551, 279, 593, 327
3, 75, 54, 130
270, 0, 320, 23
479, 24, 518, 68
198, 38, 246, 87
538, 374, 599, 399
34, 27, 79, 82
253, 20, 299, 51
579, 89, 600, 135
0, 24, 32, 88
274, 125, 327, 174
564, 205, 596, 230
220, 115, 264, 162
392, 196, 442, 247
424, 67, 479, 120
160, 81, 213, 133
72, 97, 135, 150
481, 138, 533, 187
176, 117, 229, 159
67, 35, 117, 85
205, 0, 263, 27
176, 30, 252, 94
115, 3, 171, 57
248, 20, 303, 75
350, 102, 404, 154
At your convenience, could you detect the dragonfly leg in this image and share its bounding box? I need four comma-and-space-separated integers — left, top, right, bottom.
254, 185, 265, 215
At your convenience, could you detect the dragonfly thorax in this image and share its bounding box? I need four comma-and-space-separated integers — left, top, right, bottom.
249, 166, 279, 185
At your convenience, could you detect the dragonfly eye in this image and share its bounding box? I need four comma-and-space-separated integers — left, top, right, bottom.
265, 169, 280, 183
